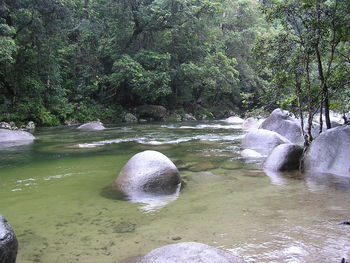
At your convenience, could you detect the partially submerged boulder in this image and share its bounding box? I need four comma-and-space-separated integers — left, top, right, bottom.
241, 149, 263, 158
264, 143, 303, 171
0, 215, 18, 263
242, 128, 290, 155
224, 116, 244, 124
0, 129, 35, 142
259, 108, 303, 144
139, 242, 246, 263
136, 105, 167, 121
113, 150, 181, 195
303, 125, 350, 177
77, 121, 105, 131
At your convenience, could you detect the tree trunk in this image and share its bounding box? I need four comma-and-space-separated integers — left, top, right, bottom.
315, 46, 331, 129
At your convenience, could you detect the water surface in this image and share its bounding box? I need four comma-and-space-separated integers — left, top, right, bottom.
0, 122, 349, 263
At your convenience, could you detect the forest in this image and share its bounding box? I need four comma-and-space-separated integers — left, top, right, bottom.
0, 0, 349, 128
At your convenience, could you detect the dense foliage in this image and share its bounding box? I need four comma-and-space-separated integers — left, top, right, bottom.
0, 0, 348, 126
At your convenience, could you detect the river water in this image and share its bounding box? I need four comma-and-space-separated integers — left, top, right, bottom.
0, 121, 349, 263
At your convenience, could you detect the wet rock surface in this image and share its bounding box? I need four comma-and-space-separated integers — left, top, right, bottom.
0, 216, 18, 263
138, 242, 246, 263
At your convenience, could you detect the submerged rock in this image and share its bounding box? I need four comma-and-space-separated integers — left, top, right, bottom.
242, 128, 290, 155
264, 143, 303, 171
113, 150, 181, 195
77, 121, 105, 131
304, 125, 350, 177
0, 215, 18, 263
138, 242, 246, 263
0, 128, 35, 142
260, 108, 303, 144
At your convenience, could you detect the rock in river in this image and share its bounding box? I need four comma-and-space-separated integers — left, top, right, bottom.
138, 242, 246, 263
264, 143, 303, 171
114, 150, 181, 195
303, 125, 350, 177
242, 128, 290, 155
0, 215, 18, 263
260, 108, 303, 144
77, 121, 105, 131
0, 128, 35, 142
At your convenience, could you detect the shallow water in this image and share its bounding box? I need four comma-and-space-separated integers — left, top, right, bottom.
0, 121, 349, 263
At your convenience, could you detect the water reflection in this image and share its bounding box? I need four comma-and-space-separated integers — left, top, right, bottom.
305, 172, 350, 193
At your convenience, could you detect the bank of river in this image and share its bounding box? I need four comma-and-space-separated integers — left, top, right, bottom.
0, 121, 349, 262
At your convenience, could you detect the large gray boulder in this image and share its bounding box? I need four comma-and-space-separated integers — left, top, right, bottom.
77, 121, 105, 131
264, 143, 303, 171
113, 150, 181, 195
0, 216, 18, 263
0, 128, 35, 142
304, 125, 350, 176
123, 113, 138, 123
259, 108, 303, 144
242, 128, 290, 155
138, 242, 246, 263
136, 105, 167, 121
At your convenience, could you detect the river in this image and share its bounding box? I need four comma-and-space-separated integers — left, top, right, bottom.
0, 121, 349, 263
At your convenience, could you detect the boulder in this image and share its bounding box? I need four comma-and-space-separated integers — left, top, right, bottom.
113, 150, 181, 195
181, 113, 197, 121
242, 117, 260, 130
259, 108, 303, 144
25, 121, 35, 130
224, 116, 244, 124
136, 105, 167, 121
123, 113, 138, 123
242, 128, 290, 155
303, 125, 350, 176
77, 121, 105, 131
0, 216, 18, 263
264, 143, 303, 171
139, 242, 246, 263
241, 149, 263, 158
0, 129, 35, 142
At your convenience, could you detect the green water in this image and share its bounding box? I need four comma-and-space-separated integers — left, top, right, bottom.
0, 122, 349, 263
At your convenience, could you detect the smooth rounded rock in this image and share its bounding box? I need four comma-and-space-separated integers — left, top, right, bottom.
242, 128, 290, 155
242, 117, 260, 130
259, 108, 303, 144
304, 125, 350, 176
241, 149, 263, 158
123, 113, 138, 123
77, 121, 105, 131
0, 215, 18, 263
0, 128, 35, 142
264, 143, 303, 171
138, 242, 246, 263
114, 150, 181, 194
